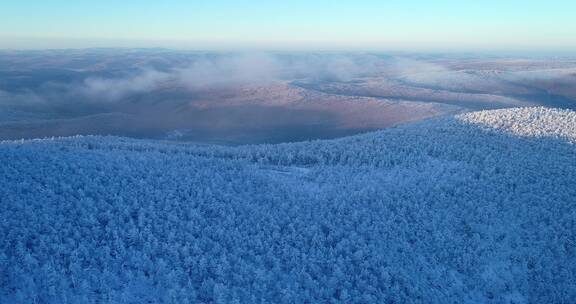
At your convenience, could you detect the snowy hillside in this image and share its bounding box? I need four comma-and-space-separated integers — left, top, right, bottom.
1, 107, 575, 303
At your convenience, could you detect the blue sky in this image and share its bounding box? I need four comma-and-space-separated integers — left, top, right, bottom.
1, 0, 575, 51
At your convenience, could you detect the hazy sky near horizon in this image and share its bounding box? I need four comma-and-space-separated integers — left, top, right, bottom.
1, 0, 575, 51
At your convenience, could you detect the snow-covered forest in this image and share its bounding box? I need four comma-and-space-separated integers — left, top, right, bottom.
1, 107, 575, 303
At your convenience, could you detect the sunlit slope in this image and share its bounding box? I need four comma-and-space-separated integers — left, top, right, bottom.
1, 107, 575, 303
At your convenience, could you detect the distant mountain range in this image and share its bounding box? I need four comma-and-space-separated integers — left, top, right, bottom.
1, 49, 575, 144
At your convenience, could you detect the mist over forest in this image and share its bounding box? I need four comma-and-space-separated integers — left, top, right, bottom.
2, 49, 575, 143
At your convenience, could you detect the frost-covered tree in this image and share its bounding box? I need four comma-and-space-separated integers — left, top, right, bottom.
0, 107, 575, 303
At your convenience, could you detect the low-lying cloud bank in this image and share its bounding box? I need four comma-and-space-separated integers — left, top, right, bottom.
2, 51, 575, 112
0, 52, 390, 114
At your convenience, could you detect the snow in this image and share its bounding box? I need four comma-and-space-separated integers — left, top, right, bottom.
1, 107, 575, 303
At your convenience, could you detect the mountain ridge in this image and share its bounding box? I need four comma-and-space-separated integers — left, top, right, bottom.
1, 107, 575, 303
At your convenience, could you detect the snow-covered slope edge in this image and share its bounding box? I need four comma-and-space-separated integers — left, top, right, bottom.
1, 107, 575, 303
